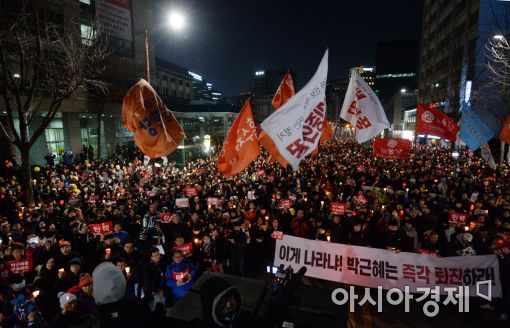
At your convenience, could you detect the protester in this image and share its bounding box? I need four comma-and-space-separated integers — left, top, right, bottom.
0, 137, 510, 325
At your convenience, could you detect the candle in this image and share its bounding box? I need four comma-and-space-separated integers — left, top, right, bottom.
105, 248, 111, 255
208, 204, 211, 209
58, 268, 65, 274
265, 216, 269, 221
125, 267, 130, 275
321, 201, 324, 208
194, 238, 200, 244
326, 235, 331, 242
32, 290, 40, 298
464, 226, 469, 232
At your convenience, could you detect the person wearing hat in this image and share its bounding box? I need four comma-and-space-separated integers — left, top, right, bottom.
55, 257, 82, 293
54, 239, 80, 272
51, 292, 80, 328
74, 273, 97, 314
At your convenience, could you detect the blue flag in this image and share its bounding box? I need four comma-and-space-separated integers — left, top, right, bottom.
459, 102, 494, 151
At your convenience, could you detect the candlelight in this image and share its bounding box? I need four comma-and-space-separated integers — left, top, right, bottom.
125, 267, 130, 274
464, 226, 469, 232
105, 248, 111, 255
32, 290, 40, 298
58, 268, 65, 274
194, 238, 200, 244
326, 235, 331, 242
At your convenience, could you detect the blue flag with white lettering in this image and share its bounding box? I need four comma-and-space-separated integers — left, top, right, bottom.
459, 102, 494, 151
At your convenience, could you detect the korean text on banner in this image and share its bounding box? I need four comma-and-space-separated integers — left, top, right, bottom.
218, 101, 260, 177
260, 50, 329, 170
340, 70, 389, 143
459, 102, 494, 151
275, 235, 501, 297
373, 138, 412, 159
122, 79, 185, 159
416, 103, 459, 141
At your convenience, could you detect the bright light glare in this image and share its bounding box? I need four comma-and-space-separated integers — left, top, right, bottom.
494, 34, 505, 41
168, 12, 185, 31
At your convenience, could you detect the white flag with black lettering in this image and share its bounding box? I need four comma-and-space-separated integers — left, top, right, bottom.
340, 70, 389, 143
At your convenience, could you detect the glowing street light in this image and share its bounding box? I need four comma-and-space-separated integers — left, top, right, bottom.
168, 11, 186, 31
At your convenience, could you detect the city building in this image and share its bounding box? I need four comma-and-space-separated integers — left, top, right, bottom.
375, 40, 419, 104
385, 91, 419, 137
252, 69, 297, 98
418, 0, 509, 131
326, 78, 349, 123
353, 66, 376, 87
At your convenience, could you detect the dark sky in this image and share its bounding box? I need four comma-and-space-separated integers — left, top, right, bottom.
154, 0, 422, 96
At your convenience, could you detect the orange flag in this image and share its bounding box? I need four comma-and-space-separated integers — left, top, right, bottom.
272, 71, 295, 110
218, 101, 260, 177
263, 72, 296, 166
122, 79, 184, 159
499, 114, 510, 145
311, 118, 334, 156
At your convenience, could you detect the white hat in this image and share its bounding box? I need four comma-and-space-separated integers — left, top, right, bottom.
58, 292, 77, 309
93, 262, 126, 305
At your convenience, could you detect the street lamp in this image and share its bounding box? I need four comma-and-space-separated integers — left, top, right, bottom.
145, 11, 187, 84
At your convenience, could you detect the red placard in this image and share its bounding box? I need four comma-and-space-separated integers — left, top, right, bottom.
373, 138, 412, 159
418, 249, 439, 257
184, 186, 197, 197
448, 211, 468, 225
161, 212, 172, 223
173, 242, 193, 257
257, 169, 266, 176
7, 258, 33, 274
267, 175, 275, 183
330, 202, 346, 214
278, 198, 293, 209
89, 221, 113, 235
354, 194, 368, 206
207, 197, 220, 206
271, 231, 284, 240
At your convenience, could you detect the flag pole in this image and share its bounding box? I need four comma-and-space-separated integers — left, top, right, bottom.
145, 29, 151, 84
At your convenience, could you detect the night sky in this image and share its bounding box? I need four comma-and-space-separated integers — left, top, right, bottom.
154, 0, 422, 96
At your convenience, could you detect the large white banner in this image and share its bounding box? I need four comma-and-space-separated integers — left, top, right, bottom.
275, 235, 502, 297
340, 70, 389, 143
260, 50, 328, 170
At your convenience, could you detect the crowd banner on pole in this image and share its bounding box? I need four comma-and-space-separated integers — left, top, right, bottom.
275, 235, 502, 297
339, 70, 389, 143
415, 103, 459, 141
272, 71, 295, 110
260, 50, 329, 170
373, 137, 411, 159
459, 101, 494, 151
481, 143, 497, 170
218, 100, 260, 177
122, 79, 185, 158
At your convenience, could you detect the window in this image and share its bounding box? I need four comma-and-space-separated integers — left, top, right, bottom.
80, 21, 93, 45
45, 128, 65, 161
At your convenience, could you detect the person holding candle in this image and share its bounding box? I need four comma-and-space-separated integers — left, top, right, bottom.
165, 249, 196, 302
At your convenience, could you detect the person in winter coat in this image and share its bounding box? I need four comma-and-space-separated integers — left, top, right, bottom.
165, 250, 197, 302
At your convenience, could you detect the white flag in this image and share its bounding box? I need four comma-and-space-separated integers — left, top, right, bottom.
507, 145, 510, 165
481, 143, 497, 170
340, 70, 389, 143
260, 50, 328, 170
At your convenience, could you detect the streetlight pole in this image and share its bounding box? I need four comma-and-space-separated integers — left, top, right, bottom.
145, 29, 151, 84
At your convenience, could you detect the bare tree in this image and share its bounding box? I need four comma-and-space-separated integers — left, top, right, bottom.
0, 0, 109, 205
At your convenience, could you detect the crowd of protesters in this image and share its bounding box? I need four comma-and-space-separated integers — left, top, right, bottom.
0, 136, 509, 326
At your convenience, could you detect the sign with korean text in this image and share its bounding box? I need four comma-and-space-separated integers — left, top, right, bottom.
176, 198, 190, 208
330, 202, 346, 214
354, 194, 368, 206
373, 138, 412, 159
271, 231, 284, 240
207, 197, 220, 206
89, 221, 113, 235
7, 258, 33, 274
161, 212, 172, 223
174, 242, 193, 257
278, 198, 293, 209
448, 211, 469, 225
275, 235, 501, 297
184, 186, 197, 197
